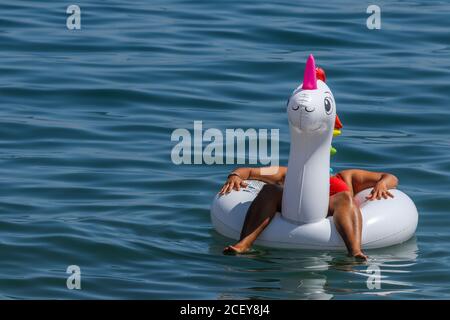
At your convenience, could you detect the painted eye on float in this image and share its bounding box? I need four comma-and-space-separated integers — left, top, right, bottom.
292, 105, 300, 111
324, 97, 333, 115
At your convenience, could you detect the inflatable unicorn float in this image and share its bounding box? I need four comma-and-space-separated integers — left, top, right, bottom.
211, 54, 418, 249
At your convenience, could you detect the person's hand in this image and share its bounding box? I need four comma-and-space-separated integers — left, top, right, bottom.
219, 174, 248, 195
365, 181, 394, 201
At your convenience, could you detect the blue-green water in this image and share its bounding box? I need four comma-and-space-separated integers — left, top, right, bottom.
0, 0, 449, 299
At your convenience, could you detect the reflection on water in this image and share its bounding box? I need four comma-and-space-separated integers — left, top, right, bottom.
215, 237, 418, 299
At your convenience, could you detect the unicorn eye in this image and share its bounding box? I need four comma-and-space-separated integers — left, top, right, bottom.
292, 105, 300, 111
324, 97, 333, 115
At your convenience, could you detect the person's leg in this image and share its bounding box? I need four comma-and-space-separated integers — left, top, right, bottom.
329, 191, 367, 260
223, 184, 283, 254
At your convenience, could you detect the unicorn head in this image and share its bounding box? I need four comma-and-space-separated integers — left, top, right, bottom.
282, 54, 338, 224
287, 54, 336, 133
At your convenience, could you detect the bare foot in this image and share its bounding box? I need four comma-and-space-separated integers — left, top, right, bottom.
223, 244, 250, 255
350, 251, 368, 261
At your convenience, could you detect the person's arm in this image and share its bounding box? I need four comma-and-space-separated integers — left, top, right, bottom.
218, 166, 287, 195
338, 169, 399, 200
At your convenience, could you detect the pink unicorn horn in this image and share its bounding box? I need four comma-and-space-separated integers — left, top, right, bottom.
302, 54, 317, 90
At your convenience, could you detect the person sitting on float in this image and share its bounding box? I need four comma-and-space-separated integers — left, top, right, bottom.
219, 67, 398, 261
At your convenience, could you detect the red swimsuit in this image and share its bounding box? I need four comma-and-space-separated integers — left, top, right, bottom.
329, 174, 349, 196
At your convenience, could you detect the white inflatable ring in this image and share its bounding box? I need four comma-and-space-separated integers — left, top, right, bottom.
211, 180, 418, 250
210, 54, 418, 250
